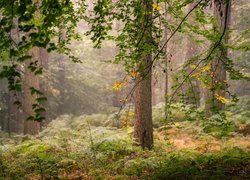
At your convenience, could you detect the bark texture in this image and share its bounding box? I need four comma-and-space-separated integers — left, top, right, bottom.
184, 3, 200, 107
8, 18, 22, 133
134, 1, 153, 149
40, 48, 49, 125
8, 92, 22, 133
23, 47, 41, 135
205, 0, 231, 117
134, 54, 153, 149
57, 30, 66, 115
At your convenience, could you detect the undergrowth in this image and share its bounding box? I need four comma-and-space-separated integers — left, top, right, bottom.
0, 99, 249, 179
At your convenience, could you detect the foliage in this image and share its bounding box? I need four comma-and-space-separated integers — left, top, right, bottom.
0, 111, 249, 179
0, 0, 85, 120
152, 97, 250, 138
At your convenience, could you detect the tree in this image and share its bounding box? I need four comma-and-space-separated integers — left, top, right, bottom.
39, 48, 49, 125
57, 30, 67, 115
183, 3, 200, 107
88, 0, 156, 148
205, 0, 231, 117
133, 1, 154, 149
164, 2, 169, 118
8, 18, 22, 134
23, 47, 41, 135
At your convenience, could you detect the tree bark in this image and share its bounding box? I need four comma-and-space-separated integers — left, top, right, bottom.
8, 18, 22, 134
57, 30, 66, 115
134, 1, 153, 149
164, 2, 170, 118
40, 48, 49, 125
205, 0, 231, 117
8, 92, 21, 133
184, 3, 200, 107
23, 47, 41, 135
134, 54, 153, 149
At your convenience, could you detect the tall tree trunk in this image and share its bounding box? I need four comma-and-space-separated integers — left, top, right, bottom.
8, 92, 21, 133
40, 48, 49, 125
23, 47, 41, 135
134, 1, 153, 149
164, 2, 177, 117
164, 2, 170, 118
134, 54, 153, 149
57, 30, 66, 115
23, 0, 42, 135
205, 0, 231, 117
8, 18, 22, 134
184, 3, 200, 107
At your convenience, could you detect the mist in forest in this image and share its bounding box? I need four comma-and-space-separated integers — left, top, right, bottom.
0, 0, 249, 179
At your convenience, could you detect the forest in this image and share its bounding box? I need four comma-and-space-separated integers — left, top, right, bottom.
0, 0, 249, 179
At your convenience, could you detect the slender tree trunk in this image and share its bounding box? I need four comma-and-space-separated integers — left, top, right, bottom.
164, 2, 169, 118
164, 2, 177, 117
205, 0, 231, 117
57, 30, 66, 115
134, 1, 153, 149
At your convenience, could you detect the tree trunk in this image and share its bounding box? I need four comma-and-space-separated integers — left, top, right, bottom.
164, 2, 169, 118
23, 47, 41, 135
152, 79, 157, 106
8, 92, 21, 133
134, 1, 153, 149
134, 54, 153, 149
184, 3, 200, 107
8, 18, 22, 134
205, 0, 231, 117
40, 48, 49, 125
57, 30, 66, 115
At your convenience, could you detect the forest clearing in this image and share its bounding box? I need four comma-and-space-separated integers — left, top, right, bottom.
0, 0, 250, 179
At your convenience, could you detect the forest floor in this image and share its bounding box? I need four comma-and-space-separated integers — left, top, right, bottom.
0, 100, 250, 179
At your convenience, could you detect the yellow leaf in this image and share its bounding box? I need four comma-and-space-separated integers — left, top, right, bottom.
128, 112, 134, 116
156, 6, 161, 11
112, 81, 122, 91
152, 3, 161, 11
190, 64, 197, 69
214, 94, 230, 104
130, 71, 140, 78
119, 98, 127, 103
203, 65, 211, 71
121, 115, 127, 120
121, 81, 127, 86
152, 3, 157, 9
